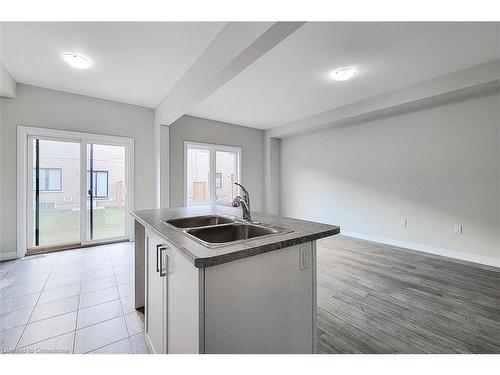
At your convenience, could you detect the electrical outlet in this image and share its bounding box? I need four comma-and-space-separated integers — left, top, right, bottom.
454, 225, 463, 234
299, 246, 310, 271
401, 219, 408, 228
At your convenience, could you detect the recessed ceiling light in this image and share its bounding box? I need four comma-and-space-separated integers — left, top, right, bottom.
330, 67, 357, 81
62, 52, 93, 69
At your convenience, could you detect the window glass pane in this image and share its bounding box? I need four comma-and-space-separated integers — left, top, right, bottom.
96, 172, 108, 197
86, 171, 90, 196
186, 147, 210, 205
34, 139, 80, 247
48, 169, 61, 191
39, 169, 47, 191
87, 144, 126, 241
215, 151, 238, 205
86, 171, 108, 197
86, 171, 96, 197
93, 172, 97, 196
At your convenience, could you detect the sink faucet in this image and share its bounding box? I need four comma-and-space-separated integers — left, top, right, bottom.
232, 182, 253, 222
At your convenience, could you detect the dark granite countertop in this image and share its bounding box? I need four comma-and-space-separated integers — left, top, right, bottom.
130, 205, 339, 268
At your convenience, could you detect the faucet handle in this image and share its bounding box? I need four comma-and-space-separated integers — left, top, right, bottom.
231, 197, 240, 208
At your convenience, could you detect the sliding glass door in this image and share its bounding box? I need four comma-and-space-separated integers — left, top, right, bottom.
30, 138, 81, 249
26, 130, 133, 253
86, 143, 126, 242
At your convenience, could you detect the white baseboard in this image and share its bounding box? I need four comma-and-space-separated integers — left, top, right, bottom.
0, 251, 18, 261
341, 230, 500, 269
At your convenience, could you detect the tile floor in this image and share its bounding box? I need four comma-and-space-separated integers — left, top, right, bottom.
0, 242, 150, 354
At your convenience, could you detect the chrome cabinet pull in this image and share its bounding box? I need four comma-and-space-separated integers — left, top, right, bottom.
159, 245, 168, 277
156, 244, 162, 273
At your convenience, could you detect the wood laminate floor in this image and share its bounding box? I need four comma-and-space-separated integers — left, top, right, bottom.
316, 235, 500, 353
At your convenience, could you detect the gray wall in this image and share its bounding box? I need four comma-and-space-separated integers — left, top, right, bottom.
0, 83, 155, 256
160, 123, 170, 208
168, 115, 265, 211
1, 63, 16, 98
281, 92, 500, 265
264, 136, 281, 215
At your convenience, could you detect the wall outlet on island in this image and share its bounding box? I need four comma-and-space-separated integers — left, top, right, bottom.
401, 219, 408, 228
454, 225, 463, 234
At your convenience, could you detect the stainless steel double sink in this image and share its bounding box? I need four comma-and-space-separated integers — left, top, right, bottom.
162, 215, 292, 248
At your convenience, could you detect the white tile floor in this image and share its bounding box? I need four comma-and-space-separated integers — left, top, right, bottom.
0, 242, 150, 354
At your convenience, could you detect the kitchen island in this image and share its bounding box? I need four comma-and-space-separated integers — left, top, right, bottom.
131, 205, 339, 354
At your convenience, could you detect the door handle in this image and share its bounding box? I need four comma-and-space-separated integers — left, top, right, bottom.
159, 245, 168, 277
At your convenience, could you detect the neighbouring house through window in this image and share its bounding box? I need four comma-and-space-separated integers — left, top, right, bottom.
39, 202, 56, 211
87, 170, 109, 198
33, 168, 62, 191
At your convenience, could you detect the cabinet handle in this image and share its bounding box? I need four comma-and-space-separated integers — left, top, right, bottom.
159, 246, 168, 277
156, 244, 162, 273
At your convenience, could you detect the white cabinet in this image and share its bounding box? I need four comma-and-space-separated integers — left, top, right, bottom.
144, 230, 168, 354
144, 229, 201, 354
141, 226, 316, 354
164, 242, 201, 353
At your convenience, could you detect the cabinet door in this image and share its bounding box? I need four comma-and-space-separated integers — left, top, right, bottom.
165, 245, 201, 353
145, 232, 168, 354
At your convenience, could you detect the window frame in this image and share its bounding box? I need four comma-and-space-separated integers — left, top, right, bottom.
33, 167, 63, 192
184, 141, 242, 206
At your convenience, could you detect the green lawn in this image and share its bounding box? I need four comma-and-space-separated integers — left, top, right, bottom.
35, 206, 125, 246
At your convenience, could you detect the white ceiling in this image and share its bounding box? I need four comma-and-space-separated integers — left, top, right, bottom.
188, 22, 500, 129
1, 22, 498, 125
0, 22, 225, 107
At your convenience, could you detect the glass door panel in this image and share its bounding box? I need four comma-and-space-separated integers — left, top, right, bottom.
86, 143, 126, 241
186, 147, 210, 205
215, 150, 238, 205
31, 139, 80, 248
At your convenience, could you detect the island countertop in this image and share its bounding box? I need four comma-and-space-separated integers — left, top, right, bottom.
130, 205, 340, 268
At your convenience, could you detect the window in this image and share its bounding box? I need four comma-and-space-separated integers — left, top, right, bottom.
87, 170, 109, 198
33, 168, 62, 191
185, 142, 241, 206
